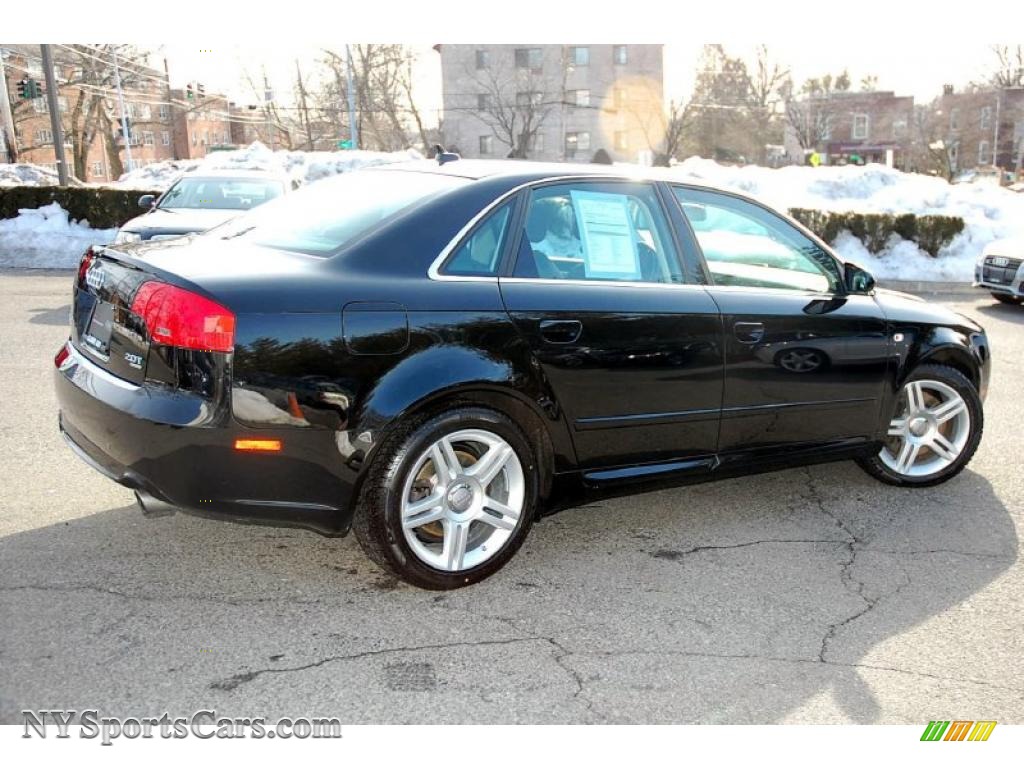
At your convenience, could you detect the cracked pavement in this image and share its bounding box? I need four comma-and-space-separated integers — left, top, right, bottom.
1, 271, 1022, 723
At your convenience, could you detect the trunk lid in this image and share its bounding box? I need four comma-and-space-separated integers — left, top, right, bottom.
73, 251, 154, 385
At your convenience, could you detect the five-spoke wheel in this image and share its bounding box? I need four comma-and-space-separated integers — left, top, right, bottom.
400, 429, 525, 572
353, 407, 538, 590
858, 364, 983, 486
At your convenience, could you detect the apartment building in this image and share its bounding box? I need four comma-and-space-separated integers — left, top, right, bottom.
169, 88, 234, 160
1, 45, 174, 182
438, 44, 664, 163
937, 85, 1024, 175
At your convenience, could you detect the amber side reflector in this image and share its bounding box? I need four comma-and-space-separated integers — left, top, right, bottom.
234, 439, 282, 452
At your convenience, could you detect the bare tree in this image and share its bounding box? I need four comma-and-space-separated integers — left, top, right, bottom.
780, 70, 852, 155
989, 45, 1024, 88
318, 45, 426, 152
466, 64, 553, 159
746, 46, 789, 163
911, 101, 957, 180
10, 44, 159, 179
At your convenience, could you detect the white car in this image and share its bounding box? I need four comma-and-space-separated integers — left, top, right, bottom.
975, 237, 1024, 305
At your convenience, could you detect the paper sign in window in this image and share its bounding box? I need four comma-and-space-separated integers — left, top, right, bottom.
570, 191, 640, 280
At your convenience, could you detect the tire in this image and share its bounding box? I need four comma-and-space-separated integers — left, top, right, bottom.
856, 363, 983, 487
991, 292, 1023, 305
352, 406, 539, 589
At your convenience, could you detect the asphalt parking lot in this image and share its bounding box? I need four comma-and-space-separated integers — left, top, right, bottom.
1, 269, 1021, 724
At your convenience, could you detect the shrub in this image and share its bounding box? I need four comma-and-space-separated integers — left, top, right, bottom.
0, 186, 162, 230
788, 208, 965, 257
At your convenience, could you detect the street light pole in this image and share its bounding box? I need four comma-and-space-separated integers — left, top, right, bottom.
345, 44, 358, 149
39, 45, 69, 185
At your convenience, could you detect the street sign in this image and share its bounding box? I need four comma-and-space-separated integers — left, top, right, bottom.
337, 139, 353, 149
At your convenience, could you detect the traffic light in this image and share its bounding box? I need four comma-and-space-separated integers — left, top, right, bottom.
16, 79, 28, 98
30, 80, 43, 99
197, 82, 205, 98
186, 83, 194, 100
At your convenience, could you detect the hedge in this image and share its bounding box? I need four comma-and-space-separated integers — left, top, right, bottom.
0, 186, 162, 230
788, 208, 965, 257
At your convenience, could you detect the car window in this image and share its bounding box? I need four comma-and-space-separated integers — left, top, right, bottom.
441, 201, 513, 277
159, 177, 285, 211
209, 170, 468, 256
673, 187, 840, 293
513, 182, 684, 284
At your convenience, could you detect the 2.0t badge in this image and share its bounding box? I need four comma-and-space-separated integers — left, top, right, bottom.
124, 352, 144, 369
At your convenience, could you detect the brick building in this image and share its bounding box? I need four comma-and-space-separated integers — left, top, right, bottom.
170, 89, 235, 159
937, 86, 1024, 177
438, 44, 664, 163
784, 90, 915, 168
1, 45, 175, 182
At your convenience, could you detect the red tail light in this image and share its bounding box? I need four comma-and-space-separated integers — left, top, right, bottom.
54, 341, 71, 367
130, 282, 236, 353
77, 248, 95, 287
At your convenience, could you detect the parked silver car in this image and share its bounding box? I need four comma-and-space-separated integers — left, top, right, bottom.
114, 169, 294, 244
975, 237, 1024, 305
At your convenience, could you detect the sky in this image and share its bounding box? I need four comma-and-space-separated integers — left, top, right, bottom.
157, 40, 1004, 131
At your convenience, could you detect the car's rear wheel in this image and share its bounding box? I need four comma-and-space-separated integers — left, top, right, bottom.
353, 406, 538, 589
857, 364, 983, 487
990, 292, 1023, 305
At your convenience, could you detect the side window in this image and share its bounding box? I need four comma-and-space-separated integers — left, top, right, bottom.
513, 182, 684, 284
441, 201, 513, 277
673, 187, 840, 293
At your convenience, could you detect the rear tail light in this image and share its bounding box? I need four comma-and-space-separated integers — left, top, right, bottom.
130, 282, 236, 353
77, 248, 95, 287
54, 341, 71, 367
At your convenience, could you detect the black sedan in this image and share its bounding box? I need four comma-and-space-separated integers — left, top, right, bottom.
55, 159, 991, 589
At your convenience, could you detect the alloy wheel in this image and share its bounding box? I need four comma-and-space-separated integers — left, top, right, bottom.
400, 428, 525, 572
880, 379, 971, 478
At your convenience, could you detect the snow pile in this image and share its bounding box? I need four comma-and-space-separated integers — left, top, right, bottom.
0, 203, 115, 268
669, 158, 1024, 281
0, 163, 83, 187
115, 142, 422, 190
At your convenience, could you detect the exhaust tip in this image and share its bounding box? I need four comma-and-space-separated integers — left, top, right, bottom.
135, 490, 177, 518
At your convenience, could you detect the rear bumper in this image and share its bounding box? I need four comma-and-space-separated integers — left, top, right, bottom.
55, 341, 355, 536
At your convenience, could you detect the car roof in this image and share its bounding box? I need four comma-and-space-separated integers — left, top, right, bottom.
369, 158, 719, 188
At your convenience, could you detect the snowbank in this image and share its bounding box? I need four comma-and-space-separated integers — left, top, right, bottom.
0, 163, 83, 187
0, 203, 115, 268
669, 158, 1024, 281
115, 142, 423, 190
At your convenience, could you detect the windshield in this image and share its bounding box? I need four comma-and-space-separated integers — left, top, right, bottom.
159, 177, 285, 211
209, 170, 468, 256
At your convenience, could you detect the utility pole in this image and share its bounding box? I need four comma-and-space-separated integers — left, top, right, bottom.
263, 73, 275, 150
113, 48, 133, 171
345, 44, 358, 149
0, 50, 18, 162
295, 59, 313, 150
39, 45, 69, 185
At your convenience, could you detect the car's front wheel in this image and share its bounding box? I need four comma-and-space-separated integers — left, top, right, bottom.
353, 406, 538, 589
857, 364, 983, 487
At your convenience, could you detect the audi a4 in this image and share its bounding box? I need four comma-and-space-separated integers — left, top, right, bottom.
55, 159, 990, 589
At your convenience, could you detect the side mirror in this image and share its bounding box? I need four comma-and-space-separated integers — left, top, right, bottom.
138, 194, 156, 209
844, 262, 876, 294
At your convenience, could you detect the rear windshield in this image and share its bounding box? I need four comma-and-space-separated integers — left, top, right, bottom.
208, 170, 467, 256
160, 177, 285, 210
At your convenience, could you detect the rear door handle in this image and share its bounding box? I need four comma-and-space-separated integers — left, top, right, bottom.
733, 321, 765, 344
539, 319, 583, 344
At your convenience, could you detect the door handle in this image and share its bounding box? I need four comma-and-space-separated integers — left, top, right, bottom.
733, 321, 765, 344
539, 319, 583, 344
